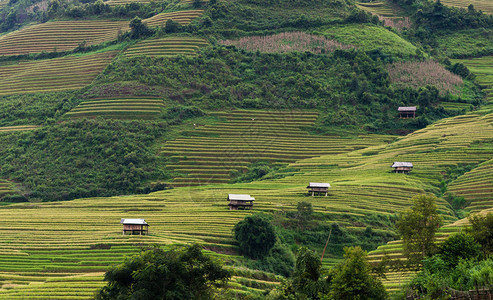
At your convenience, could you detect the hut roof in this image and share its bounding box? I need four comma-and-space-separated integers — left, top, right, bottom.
398, 106, 417, 112
391, 162, 413, 168
307, 182, 331, 188
228, 194, 255, 201
120, 218, 148, 225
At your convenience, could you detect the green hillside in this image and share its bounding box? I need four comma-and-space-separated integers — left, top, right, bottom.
319, 24, 418, 57
0, 0, 491, 297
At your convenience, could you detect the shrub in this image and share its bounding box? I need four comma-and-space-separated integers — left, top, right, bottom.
439, 232, 481, 267
234, 214, 276, 259
0, 194, 28, 203
328, 246, 387, 300
96, 244, 230, 300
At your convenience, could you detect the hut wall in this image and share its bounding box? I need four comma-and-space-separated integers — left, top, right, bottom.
123, 224, 145, 230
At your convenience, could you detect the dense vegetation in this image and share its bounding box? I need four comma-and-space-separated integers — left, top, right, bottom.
96, 244, 231, 300
0, 0, 492, 296
0, 91, 79, 126
391, 0, 493, 57
0, 119, 168, 201
271, 246, 387, 299
95, 47, 478, 134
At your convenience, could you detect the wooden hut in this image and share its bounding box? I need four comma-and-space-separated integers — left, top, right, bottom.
398, 106, 416, 119
391, 162, 413, 174
307, 182, 330, 196
121, 218, 149, 235
227, 194, 254, 210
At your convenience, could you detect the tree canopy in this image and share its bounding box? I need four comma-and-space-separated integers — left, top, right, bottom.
396, 194, 443, 264
467, 212, 493, 257
95, 244, 231, 300
439, 232, 481, 267
234, 214, 277, 259
328, 246, 387, 300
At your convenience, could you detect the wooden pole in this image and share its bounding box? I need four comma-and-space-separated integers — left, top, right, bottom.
321, 227, 332, 262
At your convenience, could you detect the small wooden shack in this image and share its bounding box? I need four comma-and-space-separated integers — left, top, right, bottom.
391, 162, 413, 174
398, 106, 417, 119
307, 182, 330, 196
121, 218, 149, 235
227, 194, 255, 210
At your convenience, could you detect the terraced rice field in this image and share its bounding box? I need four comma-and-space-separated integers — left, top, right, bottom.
180, 0, 209, 4
368, 207, 493, 292
0, 180, 15, 200
0, 192, 280, 299
453, 56, 493, 104
143, 10, 204, 27
104, 0, 151, 5
124, 37, 208, 57
1, 104, 493, 296
356, 1, 410, 30
367, 222, 463, 292
0, 125, 39, 132
364, 55, 493, 292
448, 159, 493, 212
0, 21, 129, 56
356, 1, 396, 17
0, 51, 117, 96
441, 101, 472, 111
440, 0, 493, 14
66, 97, 165, 119
162, 110, 394, 186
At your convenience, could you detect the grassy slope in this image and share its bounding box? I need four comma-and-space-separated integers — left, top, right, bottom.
453, 56, 493, 101
436, 29, 493, 58
316, 24, 417, 57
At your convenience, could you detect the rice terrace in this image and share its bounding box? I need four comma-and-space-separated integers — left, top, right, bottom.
0, 0, 492, 298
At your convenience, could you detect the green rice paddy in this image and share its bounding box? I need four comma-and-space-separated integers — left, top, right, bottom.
0, 180, 15, 200
2, 98, 493, 296
453, 56, 493, 103
0, 51, 117, 96
124, 37, 208, 57
66, 97, 165, 119
0, 20, 129, 56
366, 56, 493, 292
163, 110, 392, 186
143, 10, 204, 27
0, 125, 39, 132
356, 1, 398, 17
440, 0, 493, 14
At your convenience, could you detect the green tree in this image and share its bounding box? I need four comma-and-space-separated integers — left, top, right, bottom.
164, 19, 181, 33
296, 201, 313, 231
292, 247, 327, 299
234, 214, 276, 259
193, 0, 202, 8
328, 246, 387, 300
95, 244, 230, 300
129, 17, 153, 38
439, 232, 481, 267
396, 194, 443, 264
271, 247, 328, 299
467, 212, 493, 257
